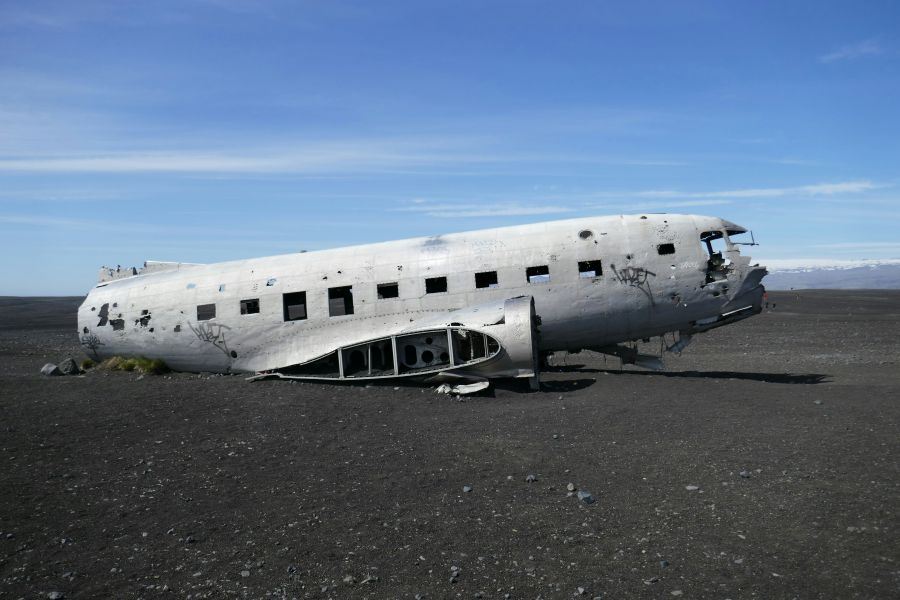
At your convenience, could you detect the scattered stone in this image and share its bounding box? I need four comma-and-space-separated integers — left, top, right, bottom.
525, 474, 538, 483
577, 586, 586, 595
660, 560, 669, 568
343, 574, 356, 585
643, 576, 659, 585
462, 485, 472, 493
240, 570, 250, 577
41, 363, 62, 376
185, 535, 196, 544
685, 485, 699, 491
286, 564, 298, 575
671, 591, 683, 596
361, 574, 379, 584
739, 470, 752, 479
48, 593, 64, 600
552, 434, 559, 439
566, 482, 576, 492
59, 358, 80, 375
814, 400, 823, 405
576, 490, 595, 505
449, 565, 461, 582
166, 527, 175, 535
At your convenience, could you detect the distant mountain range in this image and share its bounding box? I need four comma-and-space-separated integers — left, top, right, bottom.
760, 259, 900, 290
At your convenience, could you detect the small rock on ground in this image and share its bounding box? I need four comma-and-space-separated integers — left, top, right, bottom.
576, 490, 595, 504
41, 363, 62, 376
59, 357, 80, 375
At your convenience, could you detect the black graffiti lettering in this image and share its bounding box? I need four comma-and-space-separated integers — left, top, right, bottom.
611, 264, 657, 304
188, 321, 232, 357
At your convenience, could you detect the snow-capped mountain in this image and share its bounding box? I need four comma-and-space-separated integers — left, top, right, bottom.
759, 259, 900, 290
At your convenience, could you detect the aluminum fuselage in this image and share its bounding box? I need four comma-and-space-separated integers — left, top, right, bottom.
77, 213, 766, 374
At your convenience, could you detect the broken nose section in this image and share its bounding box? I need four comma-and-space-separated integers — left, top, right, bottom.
722, 264, 767, 316
693, 265, 768, 334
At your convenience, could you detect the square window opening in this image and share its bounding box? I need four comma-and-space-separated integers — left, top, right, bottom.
282, 291, 308, 321
657, 243, 676, 255
425, 276, 448, 294
328, 286, 354, 316
475, 270, 499, 289
526, 265, 550, 284
196, 303, 216, 321
578, 260, 603, 278
377, 282, 399, 299
240, 298, 260, 315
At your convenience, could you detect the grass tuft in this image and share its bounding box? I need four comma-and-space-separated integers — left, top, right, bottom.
97, 356, 169, 375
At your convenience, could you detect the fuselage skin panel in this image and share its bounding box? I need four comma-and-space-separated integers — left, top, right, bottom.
77, 213, 767, 375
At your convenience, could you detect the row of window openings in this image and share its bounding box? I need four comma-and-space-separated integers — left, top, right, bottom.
195, 250, 672, 322
197, 262, 594, 322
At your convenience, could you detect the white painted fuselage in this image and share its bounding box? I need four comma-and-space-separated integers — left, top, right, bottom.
77, 214, 767, 379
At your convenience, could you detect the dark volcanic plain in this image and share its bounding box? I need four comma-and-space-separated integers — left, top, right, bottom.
1, 291, 898, 600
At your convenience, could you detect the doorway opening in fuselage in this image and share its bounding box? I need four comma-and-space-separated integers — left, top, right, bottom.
700, 231, 731, 283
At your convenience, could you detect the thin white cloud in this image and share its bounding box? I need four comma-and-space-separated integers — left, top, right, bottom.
0, 141, 693, 175
636, 180, 878, 199
397, 202, 573, 218
608, 199, 732, 210
0, 141, 475, 174
819, 39, 884, 63
0, 213, 308, 239
810, 242, 900, 250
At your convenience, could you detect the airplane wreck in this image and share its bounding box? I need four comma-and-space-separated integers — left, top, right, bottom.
78, 214, 767, 389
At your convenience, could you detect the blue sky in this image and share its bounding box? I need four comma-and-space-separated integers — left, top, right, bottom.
1, 0, 898, 295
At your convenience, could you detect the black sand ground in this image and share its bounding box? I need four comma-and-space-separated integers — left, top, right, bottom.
1, 291, 898, 599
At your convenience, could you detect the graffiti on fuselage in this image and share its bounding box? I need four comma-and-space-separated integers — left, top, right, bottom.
80, 332, 104, 357
188, 321, 233, 357
610, 264, 657, 304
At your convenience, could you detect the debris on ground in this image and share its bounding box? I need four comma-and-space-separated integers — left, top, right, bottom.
40, 363, 62, 376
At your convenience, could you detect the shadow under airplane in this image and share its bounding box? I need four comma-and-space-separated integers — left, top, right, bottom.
545, 365, 829, 385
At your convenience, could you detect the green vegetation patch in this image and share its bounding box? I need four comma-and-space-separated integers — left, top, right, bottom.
97, 356, 169, 375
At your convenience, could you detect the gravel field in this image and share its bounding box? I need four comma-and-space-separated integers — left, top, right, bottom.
1, 291, 898, 599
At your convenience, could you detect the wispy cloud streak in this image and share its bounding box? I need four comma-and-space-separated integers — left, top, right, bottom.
819, 39, 883, 63
636, 180, 878, 199
591, 199, 732, 211
397, 201, 573, 218
0, 143, 692, 175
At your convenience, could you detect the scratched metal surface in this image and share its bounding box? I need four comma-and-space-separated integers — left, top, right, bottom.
76, 213, 766, 376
